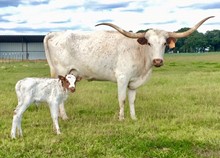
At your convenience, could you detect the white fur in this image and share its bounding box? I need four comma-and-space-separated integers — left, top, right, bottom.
11, 75, 76, 138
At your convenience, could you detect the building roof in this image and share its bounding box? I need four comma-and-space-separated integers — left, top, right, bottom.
0, 35, 45, 43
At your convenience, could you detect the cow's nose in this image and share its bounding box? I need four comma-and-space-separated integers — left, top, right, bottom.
69, 87, 75, 93
153, 59, 163, 67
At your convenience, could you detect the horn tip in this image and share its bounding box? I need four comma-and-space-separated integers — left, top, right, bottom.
208, 16, 215, 18
95, 23, 109, 27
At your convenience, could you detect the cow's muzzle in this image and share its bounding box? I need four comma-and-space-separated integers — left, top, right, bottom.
153, 59, 163, 67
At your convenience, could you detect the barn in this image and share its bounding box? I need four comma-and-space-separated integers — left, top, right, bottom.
0, 35, 45, 61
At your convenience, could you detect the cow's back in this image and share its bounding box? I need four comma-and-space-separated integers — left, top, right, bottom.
44, 30, 145, 81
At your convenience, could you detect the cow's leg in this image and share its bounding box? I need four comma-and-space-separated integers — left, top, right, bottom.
59, 103, 68, 120
128, 88, 137, 120
11, 98, 31, 138
117, 76, 129, 121
49, 102, 61, 135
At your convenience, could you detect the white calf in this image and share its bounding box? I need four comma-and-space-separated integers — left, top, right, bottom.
11, 74, 79, 138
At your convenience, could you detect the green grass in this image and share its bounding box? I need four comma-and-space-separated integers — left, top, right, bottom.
0, 53, 220, 157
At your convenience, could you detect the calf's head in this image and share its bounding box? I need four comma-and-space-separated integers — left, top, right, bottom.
58, 74, 79, 93
96, 16, 214, 67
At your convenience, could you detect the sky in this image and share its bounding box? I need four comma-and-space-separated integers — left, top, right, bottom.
0, 0, 219, 35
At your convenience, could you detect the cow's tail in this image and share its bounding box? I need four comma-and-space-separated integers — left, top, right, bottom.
44, 33, 57, 78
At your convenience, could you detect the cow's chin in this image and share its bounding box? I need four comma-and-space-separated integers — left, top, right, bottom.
69, 87, 75, 93
153, 64, 163, 67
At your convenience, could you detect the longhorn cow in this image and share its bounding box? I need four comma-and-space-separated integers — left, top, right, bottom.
44, 16, 214, 120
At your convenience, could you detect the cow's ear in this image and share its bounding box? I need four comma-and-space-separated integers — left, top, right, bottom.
167, 37, 176, 49
137, 38, 148, 45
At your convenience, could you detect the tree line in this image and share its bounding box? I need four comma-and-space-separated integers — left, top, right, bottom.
137, 29, 220, 53
174, 28, 220, 53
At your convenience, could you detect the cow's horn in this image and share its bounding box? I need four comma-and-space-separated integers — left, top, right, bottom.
96, 23, 145, 39
68, 68, 78, 75
168, 16, 214, 38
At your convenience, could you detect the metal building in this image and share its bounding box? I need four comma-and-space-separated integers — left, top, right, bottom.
0, 35, 45, 60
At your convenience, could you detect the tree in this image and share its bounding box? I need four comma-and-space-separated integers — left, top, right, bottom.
185, 31, 207, 52
137, 29, 149, 33
174, 28, 207, 53
175, 28, 189, 53
205, 30, 220, 51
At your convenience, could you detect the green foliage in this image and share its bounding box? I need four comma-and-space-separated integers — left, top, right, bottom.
174, 28, 220, 53
205, 30, 220, 51
0, 54, 220, 157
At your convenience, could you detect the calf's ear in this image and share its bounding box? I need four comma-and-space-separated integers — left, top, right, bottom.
58, 75, 65, 81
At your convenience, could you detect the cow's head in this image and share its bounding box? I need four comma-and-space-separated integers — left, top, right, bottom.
96, 16, 214, 67
136, 29, 175, 67
58, 74, 80, 93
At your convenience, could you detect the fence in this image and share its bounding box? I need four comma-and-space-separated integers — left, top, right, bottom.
0, 51, 45, 63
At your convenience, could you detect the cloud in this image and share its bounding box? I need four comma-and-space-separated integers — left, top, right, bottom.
85, 1, 131, 11
143, 20, 177, 25
180, 2, 220, 10
122, 8, 144, 13
1, 27, 49, 33
0, 0, 21, 8
207, 22, 220, 25
51, 19, 71, 24
22, 0, 49, 6
97, 19, 113, 23
0, 0, 219, 35
0, 13, 12, 22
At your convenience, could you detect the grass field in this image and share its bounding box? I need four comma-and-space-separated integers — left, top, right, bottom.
0, 53, 220, 157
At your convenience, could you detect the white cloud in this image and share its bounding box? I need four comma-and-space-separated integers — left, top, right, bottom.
0, 0, 219, 35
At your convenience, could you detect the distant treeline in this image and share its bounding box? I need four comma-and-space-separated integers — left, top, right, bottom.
138, 28, 220, 53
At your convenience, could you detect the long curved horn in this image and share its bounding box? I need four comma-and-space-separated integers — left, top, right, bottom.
168, 16, 214, 38
95, 23, 145, 39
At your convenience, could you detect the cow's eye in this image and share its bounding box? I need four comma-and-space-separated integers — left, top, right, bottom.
164, 42, 167, 46
147, 43, 151, 46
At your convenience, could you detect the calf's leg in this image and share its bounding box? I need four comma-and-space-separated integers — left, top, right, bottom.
49, 102, 61, 135
59, 103, 68, 120
11, 98, 31, 138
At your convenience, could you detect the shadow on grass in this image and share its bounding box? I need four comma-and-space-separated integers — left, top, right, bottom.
96, 136, 220, 158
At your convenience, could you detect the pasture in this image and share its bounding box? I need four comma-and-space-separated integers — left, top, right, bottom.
0, 53, 220, 157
